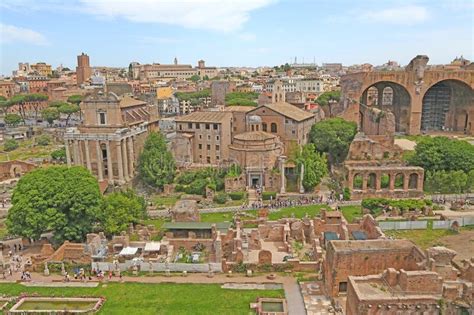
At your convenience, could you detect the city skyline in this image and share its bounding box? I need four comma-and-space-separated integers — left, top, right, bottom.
1, 0, 473, 75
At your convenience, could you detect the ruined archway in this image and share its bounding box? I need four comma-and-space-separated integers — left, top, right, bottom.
353, 173, 363, 190
394, 173, 404, 189
361, 82, 411, 133
367, 173, 376, 190
408, 173, 418, 190
421, 79, 473, 132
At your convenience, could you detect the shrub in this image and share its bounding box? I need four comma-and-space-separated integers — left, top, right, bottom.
361, 198, 431, 217
343, 187, 351, 201
229, 191, 245, 200
4, 139, 19, 152
213, 192, 227, 204
262, 191, 277, 200
36, 135, 51, 146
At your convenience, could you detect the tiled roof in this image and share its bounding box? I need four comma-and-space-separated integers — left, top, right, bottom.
263, 102, 315, 121
223, 106, 254, 112
120, 96, 147, 108
175, 111, 232, 123
234, 131, 277, 141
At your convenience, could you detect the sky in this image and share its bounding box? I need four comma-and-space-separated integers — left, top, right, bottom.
0, 0, 473, 75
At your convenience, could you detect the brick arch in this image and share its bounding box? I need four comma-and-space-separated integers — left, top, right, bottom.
421, 79, 474, 132
408, 173, 419, 190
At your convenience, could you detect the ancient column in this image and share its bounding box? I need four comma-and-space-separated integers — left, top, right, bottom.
362, 173, 368, 191
65, 140, 71, 167
77, 141, 84, 166
279, 156, 286, 194
73, 140, 80, 165
116, 140, 125, 183
299, 163, 305, 193
121, 139, 129, 181
389, 173, 395, 191
84, 140, 92, 172
377, 86, 384, 107
128, 137, 135, 176
403, 173, 410, 191
375, 172, 381, 191
106, 141, 114, 183
95, 141, 104, 181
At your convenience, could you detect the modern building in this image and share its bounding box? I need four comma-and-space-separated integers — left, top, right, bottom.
30, 62, 52, 77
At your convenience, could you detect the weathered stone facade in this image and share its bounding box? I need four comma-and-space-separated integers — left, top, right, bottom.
338, 55, 474, 135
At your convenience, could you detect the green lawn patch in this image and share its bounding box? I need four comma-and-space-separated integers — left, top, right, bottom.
0, 282, 284, 315
384, 229, 456, 249
151, 195, 181, 207
340, 205, 362, 223
268, 205, 324, 220
141, 218, 169, 230
0, 139, 59, 162
200, 210, 257, 223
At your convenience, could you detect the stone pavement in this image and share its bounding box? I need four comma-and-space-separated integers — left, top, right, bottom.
300, 282, 334, 315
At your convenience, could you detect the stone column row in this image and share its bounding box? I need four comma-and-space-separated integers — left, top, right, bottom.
65, 136, 135, 185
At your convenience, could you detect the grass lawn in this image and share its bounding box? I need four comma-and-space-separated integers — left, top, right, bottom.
141, 218, 169, 230
0, 282, 284, 315
384, 228, 457, 249
268, 205, 325, 220
151, 195, 181, 207
0, 139, 59, 162
340, 205, 362, 223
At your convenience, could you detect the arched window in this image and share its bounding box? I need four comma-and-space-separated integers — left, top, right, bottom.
271, 123, 277, 133
394, 173, 404, 189
381, 173, 390, 189
262, 123, 267, 132
353, 174, 363, 190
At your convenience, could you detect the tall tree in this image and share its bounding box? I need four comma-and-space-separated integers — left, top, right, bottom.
298, 144, 328, 192
309, 117, 357, 165
408, 136, 474, 173
6, 166, 102, 243
4, 113, 22, 126
41, 107, 60, 126
138, 132, 176, 189
98, 189, 146, 236
58, 103, 80, 126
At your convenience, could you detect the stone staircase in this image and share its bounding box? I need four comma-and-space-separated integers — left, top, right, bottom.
247, 189, 257, 203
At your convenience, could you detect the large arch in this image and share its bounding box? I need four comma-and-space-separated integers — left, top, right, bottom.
421, 79, 474, 132
360, 81, 412, 133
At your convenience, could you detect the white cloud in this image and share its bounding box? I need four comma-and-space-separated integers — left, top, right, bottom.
361, 5, 430, 25
79, 0, 274, 32
0, 23, 48, 45
238, 33, 257, 41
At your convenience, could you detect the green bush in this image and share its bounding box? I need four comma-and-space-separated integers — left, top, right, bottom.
4, 139, 19, 152
343, 187, 351, 201
229, 191, 245, 200
361, 198, 430, 217
36, 135, 51, 146
262, 191, 277, 200
213, 192, 227, 204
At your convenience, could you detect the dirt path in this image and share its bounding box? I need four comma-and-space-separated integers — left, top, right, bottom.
438, 229, 474, 263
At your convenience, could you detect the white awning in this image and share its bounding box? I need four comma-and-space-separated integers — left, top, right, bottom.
119, 246, 138, 256
144, 242, 161, 252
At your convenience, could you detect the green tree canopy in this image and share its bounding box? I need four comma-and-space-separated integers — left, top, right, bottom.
407, 136, 474, 173
67, 94, 83, 105
298, 144, 328, 192
41, 107, 60, 125
138, 132, 176, 189
189, 74, 201, 82
58, 103, 80, 126
4, 139, 19, 152
309, 117, 358, 164
316, 91, 341, 106
51, 147, 66, 162
98, 189, 146, 236
6, 166, 102, 243
424, 170, 474, 194
4, 113, 22, 126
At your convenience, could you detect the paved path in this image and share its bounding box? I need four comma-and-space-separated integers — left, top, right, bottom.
283, 278, 307, 315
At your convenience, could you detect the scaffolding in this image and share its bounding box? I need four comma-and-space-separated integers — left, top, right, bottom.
421, 83, 451, 131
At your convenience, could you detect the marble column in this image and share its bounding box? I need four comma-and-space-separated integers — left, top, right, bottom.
77, 141, 84, 167
73, 140, 80, 165
95, 141, 104, 181
84, 140, 92, 172
121, 139, 129, 181
389, 173, 395, 191
299, 163, 305, 193
403, 174, 410, 191
106, 141, 113, 183
279, 156, 286, 194
127, 137, 135, 176
116, 140, 125, 183
65, 140, 71, 167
